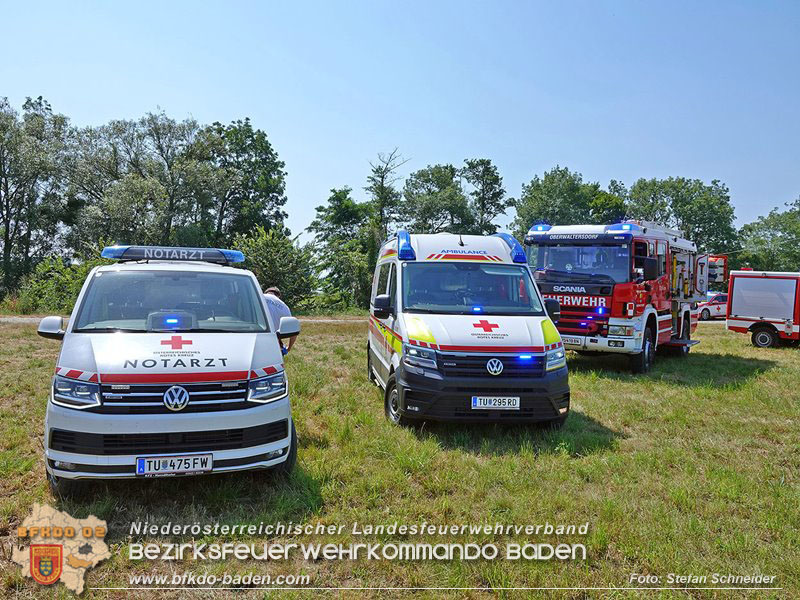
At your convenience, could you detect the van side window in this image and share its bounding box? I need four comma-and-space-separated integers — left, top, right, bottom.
387, 264, 397, 309
372, 262, 391, 302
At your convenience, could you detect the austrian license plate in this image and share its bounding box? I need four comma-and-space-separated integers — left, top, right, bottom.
561, 336, 582, 346
136, 453, 212, 477
471, 396, 520, 410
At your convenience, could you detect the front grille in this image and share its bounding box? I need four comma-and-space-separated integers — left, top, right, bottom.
49, 420, 288, 455
438, 353, 546, 378
557, 309, 609, 335
91, 381, 252, 414
405, 390, 569, 420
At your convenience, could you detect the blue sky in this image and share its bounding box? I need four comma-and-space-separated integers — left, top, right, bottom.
3, 1, 799, 238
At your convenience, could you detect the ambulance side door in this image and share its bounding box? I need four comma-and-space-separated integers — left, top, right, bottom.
369, 261, 393, 383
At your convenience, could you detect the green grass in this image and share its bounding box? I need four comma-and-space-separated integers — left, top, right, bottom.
0, 322, 798, 598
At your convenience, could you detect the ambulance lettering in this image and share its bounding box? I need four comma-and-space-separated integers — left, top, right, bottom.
123, 357, 229, 369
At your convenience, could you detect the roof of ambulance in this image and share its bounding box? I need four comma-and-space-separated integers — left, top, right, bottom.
388, 233, 518, 263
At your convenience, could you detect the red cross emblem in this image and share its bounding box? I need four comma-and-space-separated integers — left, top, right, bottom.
161, 335, 192, 350
473, 320, 499, 332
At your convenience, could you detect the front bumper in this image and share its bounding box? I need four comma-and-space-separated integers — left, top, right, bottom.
44, 396, 293, 480
396, 364, 570, 423
560, 333, 642, 354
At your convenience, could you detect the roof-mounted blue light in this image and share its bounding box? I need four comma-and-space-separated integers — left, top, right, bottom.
492, 232, 527, 263
527, 223, 552, 234
396, 230, 416, 260
606, 222, 642, 234
100, 245, 245, 265
101, 245, 130, 259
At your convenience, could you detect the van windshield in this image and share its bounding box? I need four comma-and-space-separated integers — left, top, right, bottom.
73, 270, 269, 333
402, 262, 544, 316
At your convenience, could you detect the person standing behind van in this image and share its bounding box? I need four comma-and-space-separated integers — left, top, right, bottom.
263, 287, 297, 353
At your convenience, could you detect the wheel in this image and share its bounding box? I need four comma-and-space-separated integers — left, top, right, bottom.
700, 308, 710, 321
272, 421, 297, 476
384, 375, 411, 426
367, 346, 377, 385
751, 327, 778, 348
47, 471, 85, 499
630, 327, 655, 373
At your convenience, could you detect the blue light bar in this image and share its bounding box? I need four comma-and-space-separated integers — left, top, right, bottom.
472, 306, 483, 313
101, 245, 130, 259
597, 307, 606, 315
219, 249, 245, 264
100, 245, 245, 265
606, 222, 642, 234
397, 230, 416, 260
527, 223, 552, 234
492, 233, 527, 263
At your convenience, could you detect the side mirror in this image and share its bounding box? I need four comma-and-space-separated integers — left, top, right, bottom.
277, 316, 300, 340
544, 298, 561, 324
373, 294, 392, 319
38, 316, 65, 340
642, 256, 659, 281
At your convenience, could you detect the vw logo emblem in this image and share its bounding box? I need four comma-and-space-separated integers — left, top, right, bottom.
486, 358, 504, 376
163, 385, 190, 412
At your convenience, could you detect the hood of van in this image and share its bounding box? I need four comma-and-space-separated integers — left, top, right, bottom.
401, 314, 561, 353
55, 332, 283, 383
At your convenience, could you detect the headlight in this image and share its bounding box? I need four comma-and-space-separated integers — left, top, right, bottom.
248, 372, 287, 403
546, 347, 566, 371
402, 343, 437, 370
608, 325, 634, 337
52, 375, 101, 410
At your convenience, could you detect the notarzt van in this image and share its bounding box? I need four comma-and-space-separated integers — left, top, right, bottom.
367, 231, 570, 426
726, 270, 800, 347
37, 246, 300, 496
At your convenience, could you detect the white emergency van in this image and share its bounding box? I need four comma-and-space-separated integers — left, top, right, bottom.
37, 246, 300, 496
367, 231, 570, 426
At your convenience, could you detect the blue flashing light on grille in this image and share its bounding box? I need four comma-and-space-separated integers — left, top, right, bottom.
519, 354, 533, 361
397, 230, 416, 260
597, 307, 606, 315
492, 232, 527, 263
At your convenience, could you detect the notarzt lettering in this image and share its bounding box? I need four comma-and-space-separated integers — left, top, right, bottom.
123, 358, 229, 369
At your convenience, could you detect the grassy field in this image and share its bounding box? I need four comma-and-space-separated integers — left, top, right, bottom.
1, 321, 798, 598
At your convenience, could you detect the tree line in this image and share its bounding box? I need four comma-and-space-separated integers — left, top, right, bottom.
2, 97, 798, 311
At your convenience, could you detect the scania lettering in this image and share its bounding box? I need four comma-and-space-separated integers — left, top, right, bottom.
367, 231, 570, 426
524, 221, 727, 373
37, 245, 301, 496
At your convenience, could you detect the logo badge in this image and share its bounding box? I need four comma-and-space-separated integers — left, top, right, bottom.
30, 545, 62, 585
163, 386, 190, 411
161, 335, 193, 350
486, 358, 504, 376
473, 320, 500, 333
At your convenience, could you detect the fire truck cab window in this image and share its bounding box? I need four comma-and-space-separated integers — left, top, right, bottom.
656, 242, 667, 276
632, 241, 649, 269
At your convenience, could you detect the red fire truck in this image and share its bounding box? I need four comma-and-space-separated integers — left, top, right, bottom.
523, 220, 727, 373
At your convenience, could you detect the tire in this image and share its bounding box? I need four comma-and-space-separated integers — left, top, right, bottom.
272, 421, 297, 476
630, 327, 655, 373
384, 375, 411, 426
47, 471, 85, 499
751, 327, 778, 348
700, 308, 710, 321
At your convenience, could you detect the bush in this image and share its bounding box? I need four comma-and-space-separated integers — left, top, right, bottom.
17, 255, 110, 314
233, 227, 317, 308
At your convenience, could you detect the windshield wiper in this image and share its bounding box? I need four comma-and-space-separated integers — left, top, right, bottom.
403, 308, 440, 314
